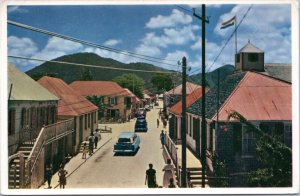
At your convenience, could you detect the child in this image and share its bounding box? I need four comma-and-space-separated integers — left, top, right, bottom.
82, 142, 88, 159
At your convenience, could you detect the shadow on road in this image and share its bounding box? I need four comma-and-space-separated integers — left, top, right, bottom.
113, 147, 140, 157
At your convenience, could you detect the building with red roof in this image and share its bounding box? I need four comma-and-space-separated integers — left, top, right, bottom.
69, 81, 132, 122
38, 76, 98, 154
183, 41, 292, 187
168, 87, 208, 144
163, 82, 201, 112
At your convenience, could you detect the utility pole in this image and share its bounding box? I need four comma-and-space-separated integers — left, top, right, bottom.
193, 5, 209, 188
181, 56, 187, 187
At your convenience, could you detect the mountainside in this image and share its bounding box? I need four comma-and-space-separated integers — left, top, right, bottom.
26, 52, 177, 89
189, 64, 235, 88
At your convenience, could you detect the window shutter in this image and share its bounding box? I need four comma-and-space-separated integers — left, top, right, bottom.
21, 108, 26, 127
115, 97, 118, 105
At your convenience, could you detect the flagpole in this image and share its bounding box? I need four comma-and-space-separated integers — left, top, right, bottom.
235, 15, 237, 55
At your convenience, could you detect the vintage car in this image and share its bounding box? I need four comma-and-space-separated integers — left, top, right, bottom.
136, 108, 147, 118
114, 132, 140, 154
134, 118, 148, 132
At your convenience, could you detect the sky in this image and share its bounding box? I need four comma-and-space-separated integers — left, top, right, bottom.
7, 3, 291, 75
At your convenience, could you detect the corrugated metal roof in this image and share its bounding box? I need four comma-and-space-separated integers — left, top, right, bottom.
214, 72, 291, 121
165, 82, 200, 95
187, 72, 246, 118
238, 42, 264, 53
8, 64, 58, 101
38, 76, 98, 116
262, 64, 291, 83
70, 81, 130, 97
169, 87, 207, 115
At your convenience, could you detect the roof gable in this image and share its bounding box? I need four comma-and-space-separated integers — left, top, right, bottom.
69, 81, 130, 96
238, 42, 264, 53
8, 64, 58, 101
38, 76, 97, 116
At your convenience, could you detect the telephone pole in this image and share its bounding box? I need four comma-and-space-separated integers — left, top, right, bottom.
181, 56, 187, 187
193, 5, 209, 188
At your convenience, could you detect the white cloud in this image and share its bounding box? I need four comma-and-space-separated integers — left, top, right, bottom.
140, 25, 197, 50
8, 36, 39, 67
211, 4, 291, 66
146, 9, 192, 29
103, 39, 122, 46
8, 6, 28, 13
135, 44, 161, 57
83, 47, 138, 64
8, 36, 38, 56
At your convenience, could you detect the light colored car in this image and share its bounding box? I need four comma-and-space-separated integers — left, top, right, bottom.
114, 132, 140, 154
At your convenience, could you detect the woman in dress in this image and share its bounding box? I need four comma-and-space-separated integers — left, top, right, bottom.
162, 159, 174, 188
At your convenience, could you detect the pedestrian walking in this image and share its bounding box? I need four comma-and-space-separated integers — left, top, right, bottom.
160, 130, 165, 148
162, 159, 174, 188
88, 134, 95, 155
82, 142, 88, 159
94, 129, 101, 149
45, 164, 53, 188
58, 165, 68, 189
163, 119, 167, 128
168, 178, 176, 188
145, 163, 157, 188
157, 118, 160, 128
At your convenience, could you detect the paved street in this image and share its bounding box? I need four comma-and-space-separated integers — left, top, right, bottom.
65, 101, 168, 188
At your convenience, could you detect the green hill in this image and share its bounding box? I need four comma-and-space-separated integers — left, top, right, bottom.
189, 64, 235, 88
26, 52, 177, 89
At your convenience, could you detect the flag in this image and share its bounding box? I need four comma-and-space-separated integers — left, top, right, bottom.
220, 16, 236, 29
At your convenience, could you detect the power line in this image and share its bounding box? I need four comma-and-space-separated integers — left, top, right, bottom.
174, 5, 193, 14
8, 55, 177, 74
206, 4, 253, 73
7, 20, 178, 67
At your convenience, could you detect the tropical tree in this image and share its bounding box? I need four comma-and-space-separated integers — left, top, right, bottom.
113, 74, 144, 98
80, 69, 93, 81
151, 73, 173, 93
86, 95, 105, 118
227, 111, 292, 187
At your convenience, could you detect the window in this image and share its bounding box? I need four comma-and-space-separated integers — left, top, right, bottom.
284, 124, 292, 148
242, 128, 255, 155
248, 53, 258, 62
94, 112, 97, 123
21, 108, 26, 127
193, 118, 199, 140
109, 97, 117, 105
236, 54, 240, 63
233, 123, 242, 155
88, 113, 91, 128
85, 114, 87, 129
8, 109, 15, 135
190, 116, 193, 137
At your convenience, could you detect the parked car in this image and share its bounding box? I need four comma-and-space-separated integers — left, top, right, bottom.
114, 132, 140, 154
135, 118, 148, 132
136, 108, 147, 118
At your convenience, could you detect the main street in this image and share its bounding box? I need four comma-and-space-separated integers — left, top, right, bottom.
66, 101, 168, 188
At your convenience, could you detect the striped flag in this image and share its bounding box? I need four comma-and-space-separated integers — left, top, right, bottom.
220, 16, 236, 29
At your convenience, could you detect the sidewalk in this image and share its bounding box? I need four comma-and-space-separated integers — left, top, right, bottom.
39, 132, 112, 189
176, 145, 202, 168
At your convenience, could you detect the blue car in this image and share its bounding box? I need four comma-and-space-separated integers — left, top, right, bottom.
114, 132, 140, 154
135, 118, 148, 132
